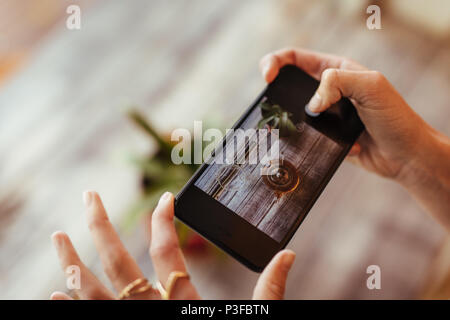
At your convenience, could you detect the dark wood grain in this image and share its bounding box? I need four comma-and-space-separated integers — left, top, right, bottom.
196, 106, 343, 241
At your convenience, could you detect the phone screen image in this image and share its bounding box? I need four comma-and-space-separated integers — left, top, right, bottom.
176, 65, 364, 271
194, 98, 345, 242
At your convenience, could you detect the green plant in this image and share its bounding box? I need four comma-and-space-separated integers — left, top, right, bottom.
123, 109, 222, 256
258, 100, 297, 137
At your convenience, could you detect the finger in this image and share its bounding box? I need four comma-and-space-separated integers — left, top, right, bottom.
150, 192, 200, 299
252, 249, 295, 300
259, 47, 365, 83
84, 191, 156, 298
50, 291, 73, 300
51, 231, 114, 299
307, 69, 386, 113
348, 142, 361, 156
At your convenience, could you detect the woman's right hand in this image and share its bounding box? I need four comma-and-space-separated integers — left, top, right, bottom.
260, 48, 450, 230
260, 48, 429, 180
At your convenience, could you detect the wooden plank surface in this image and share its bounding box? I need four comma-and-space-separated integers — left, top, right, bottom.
0, 0, 449, 299
196, 105, 343, 241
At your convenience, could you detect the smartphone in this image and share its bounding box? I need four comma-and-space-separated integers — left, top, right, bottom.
175, 65, 364, 272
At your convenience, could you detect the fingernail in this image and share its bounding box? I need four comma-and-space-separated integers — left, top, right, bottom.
308, 92, 322, 112
83, 191, 92, 207
283, 250, 296, 268
305, 103, 320, 117
262, 62, 271, 79
159, 191, 172, 203
51, 231, 63, 248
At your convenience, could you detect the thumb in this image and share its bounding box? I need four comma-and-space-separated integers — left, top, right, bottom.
306, 68, 388, 114
252, 249, 296, 300
305, 68, 422, 150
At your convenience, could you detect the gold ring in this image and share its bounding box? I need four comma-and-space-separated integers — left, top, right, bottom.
156, 271, 190, 300
118, 278, 153, 300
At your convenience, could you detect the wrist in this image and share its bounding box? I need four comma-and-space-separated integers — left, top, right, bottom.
397, 123, 450, 192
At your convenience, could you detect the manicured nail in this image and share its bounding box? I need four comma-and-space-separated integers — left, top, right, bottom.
283, 250, 296, 268
83, 191, 92, 207
305, 103, 320, 117
307, 92, 322, 112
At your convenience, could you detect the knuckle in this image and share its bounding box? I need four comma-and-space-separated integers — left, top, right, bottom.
319, 69, 342, 102
370, 70, 386, 85
321, 68, 339, 83
149, 242, 178, 260
103, 249, 128, 282
272, 47, 297, 65
87, 216, 109, 232
282, 47, 296, 58
265, 279, 285, 299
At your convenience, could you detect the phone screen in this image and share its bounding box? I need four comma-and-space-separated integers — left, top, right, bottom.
194, 103, 347, 242
176, 65, 363, 270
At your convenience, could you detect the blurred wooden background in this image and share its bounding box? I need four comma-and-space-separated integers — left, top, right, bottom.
0, 0, 449, 299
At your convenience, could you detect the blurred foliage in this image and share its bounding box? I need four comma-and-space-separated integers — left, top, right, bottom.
123, 109, 222, 255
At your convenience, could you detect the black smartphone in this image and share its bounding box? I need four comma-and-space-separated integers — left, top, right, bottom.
175, 65, 364, 272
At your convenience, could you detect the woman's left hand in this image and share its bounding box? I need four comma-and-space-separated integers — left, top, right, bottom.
50, 191, 295, 300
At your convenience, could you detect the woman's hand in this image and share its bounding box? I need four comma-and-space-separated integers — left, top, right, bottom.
260, 48, 450, 230
260, 47, 427, 180
50, 191, 296, 300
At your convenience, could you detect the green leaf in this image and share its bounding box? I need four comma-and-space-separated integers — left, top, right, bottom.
120, 190, 165, 232
257, 115, 275, 128
272, 104, 283, 113
260, 101, 273, 111
280, 112, 298, 137
127, 108, 173, 157
271, 117, 280, 129
286, 118, 297, 134
128, 156, 166, 179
